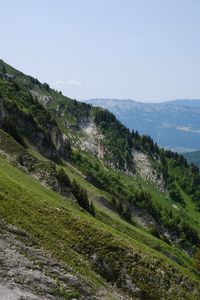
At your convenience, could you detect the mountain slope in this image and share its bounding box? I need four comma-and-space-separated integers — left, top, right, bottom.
84, 98, 200, 152
184, 150, 200, 169
1, 59, 200, 299
0, 129, 200, 300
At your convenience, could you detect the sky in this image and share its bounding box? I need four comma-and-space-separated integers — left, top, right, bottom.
1, 0, 200, 102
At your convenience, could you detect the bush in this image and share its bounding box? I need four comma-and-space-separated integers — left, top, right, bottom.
57, 168, 71, 187
168, 182, 184, 204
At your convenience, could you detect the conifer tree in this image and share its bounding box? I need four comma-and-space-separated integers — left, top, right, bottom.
90, 201, 95, 216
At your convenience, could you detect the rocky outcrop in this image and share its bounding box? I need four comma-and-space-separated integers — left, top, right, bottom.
0, 129, 72, 200
50, 127, 71, 158
0, 221, 94, 300
30, 90, 53, 107
133, 207, 156, 228
0, 221, 136, 300
133, 150, 165, 192
0, 96, 70, 161
80, 120, 105, 159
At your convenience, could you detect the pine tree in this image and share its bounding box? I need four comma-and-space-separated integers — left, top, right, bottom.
72, 179, 81, 201
90, 201, 95, 216
57, 169, 71, 187
81, 188, 90, 211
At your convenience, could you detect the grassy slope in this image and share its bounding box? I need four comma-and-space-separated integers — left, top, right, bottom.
1, 59, 200, 297
0, 129, 200, 298
60, 157, 192, 268
168, 161, 200, 229
0, 59, 199, 236
0, 128, 191, 270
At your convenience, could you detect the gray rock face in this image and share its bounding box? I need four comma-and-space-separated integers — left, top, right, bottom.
0, 284, 39, 300
133, 150, 165, 192
0, 221, 93, 300
80, 121, 105, 159
30, 90, 53, 107
0, 95, 70, 162
0, 221, 134, 300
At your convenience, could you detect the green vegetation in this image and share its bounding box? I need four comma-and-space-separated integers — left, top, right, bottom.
1, 59, 200, 298
0, 154, 200, 299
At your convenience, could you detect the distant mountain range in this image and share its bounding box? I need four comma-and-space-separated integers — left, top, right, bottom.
83, 99, 200, 152
183, 150, 200, 169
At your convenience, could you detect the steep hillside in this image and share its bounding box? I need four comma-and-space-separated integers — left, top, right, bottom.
1, 124, 200, 300
1, 59, 200, 299
84, 98, 200, 152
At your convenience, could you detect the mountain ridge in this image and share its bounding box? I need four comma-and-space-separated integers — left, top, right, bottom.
83, 98, 200, 152
1, 59, 200, 299
184, 150, 200, 169
84, 97, 200, 104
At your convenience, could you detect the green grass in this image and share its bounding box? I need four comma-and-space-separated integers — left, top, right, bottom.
0, 128, 197, 273
59, 159, 193, 270
0, 154, 200, 299
1, 59, 200, 298
168, 161, 200, 229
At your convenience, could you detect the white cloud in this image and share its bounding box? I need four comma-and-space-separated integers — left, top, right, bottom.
53, 80, 82, 87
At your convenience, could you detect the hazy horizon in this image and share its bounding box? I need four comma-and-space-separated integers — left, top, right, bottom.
81, 98, 200, 104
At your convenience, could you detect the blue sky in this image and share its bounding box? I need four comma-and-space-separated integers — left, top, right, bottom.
1, 0, 200, 102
